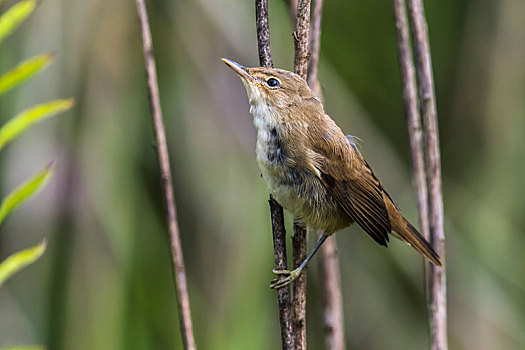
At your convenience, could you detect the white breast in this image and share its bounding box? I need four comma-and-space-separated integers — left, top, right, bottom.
251, 103, 280, 177
250, 103, 302, 215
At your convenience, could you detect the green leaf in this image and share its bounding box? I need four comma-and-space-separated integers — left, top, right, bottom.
0, 53, 54, 95
0, 240, 46, 287
0, 0, 38, 45
0, 163, 54, 226
0, 98, 74, 151
0, 347, 45, 350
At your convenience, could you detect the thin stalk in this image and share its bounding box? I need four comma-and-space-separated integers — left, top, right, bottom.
255, 0, 295, 349
318, 237, 345, 350
306, 0, 322, 92
135, 1, 196, 349
291, 220, 307, 350
391, 0, 429, 244
269, 197, 295, 350
306, 0, 346, 348
256, 0, 274, 68
405, 0, 448, 348
293, 0, 312, 80
292, 1, 312, 349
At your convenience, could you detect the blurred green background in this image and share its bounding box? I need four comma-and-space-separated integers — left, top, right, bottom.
1, 0, 524, 349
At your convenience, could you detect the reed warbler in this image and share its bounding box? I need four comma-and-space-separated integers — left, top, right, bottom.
222, 58, 441, 289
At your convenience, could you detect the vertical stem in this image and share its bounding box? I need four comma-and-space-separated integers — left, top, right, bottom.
391, 0, 429, 240
269, 197, 295, 350
319, 237, 345, 350
255, 0, 273, 68
405, 0, 448, 349
292, 221, 308, 350
307, 1, 346, 349
293, 0, 312, 80
135, 1, 196, 349
292, 1, 311, 349
307, 0, 322, 92
256, 1, 295, 349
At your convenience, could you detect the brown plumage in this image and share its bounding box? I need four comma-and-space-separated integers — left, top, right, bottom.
222, 59, 441, 288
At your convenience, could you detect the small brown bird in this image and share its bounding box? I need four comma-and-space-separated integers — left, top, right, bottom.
222, 58, 441, 289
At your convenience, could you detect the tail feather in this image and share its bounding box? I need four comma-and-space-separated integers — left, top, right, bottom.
383, 191, 442, 266
396, 220, 442, 266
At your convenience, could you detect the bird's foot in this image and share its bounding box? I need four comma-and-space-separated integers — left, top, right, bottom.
270, 267, 303, 289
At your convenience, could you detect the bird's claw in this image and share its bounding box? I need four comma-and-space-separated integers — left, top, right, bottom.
270, 268, 303, 289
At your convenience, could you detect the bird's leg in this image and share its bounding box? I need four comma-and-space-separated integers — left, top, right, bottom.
270, 233, 329, 289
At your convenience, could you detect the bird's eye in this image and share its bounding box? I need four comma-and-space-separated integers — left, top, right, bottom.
266, 78, 281, 88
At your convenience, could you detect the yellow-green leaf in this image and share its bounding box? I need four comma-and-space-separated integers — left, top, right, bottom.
0, 163, 54, 226
0, 99, 74, 151
0, 0, 37, 44
0, 53, 54, 95
0, 240, 46, 287
0, 347, 45, 350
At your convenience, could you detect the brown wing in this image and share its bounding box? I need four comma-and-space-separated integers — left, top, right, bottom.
312, 134, 391, 246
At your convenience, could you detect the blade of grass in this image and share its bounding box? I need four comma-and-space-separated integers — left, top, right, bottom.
0, 240, 46, 287
0, 163, 54, 225
0, 99, 74, 151
0, 0, 37, 45
0, 346, 45, 350
0, 53, 55, 95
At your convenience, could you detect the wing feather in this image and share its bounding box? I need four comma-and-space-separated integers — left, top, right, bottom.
312, 133, 391, 246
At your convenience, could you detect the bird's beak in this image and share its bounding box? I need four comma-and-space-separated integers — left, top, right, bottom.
221, 58, 255, 83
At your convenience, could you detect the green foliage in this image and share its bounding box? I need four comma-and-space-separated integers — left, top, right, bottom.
0, 53, 54, 95
0, 3, 72, 348
0, 99, 74, 151
0, 240, 46, 287
0, 347, 45, 350
0, 163, 54, 225
0, 0, 37, 44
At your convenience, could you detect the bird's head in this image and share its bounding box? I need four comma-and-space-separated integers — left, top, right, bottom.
222, 58, 316, 110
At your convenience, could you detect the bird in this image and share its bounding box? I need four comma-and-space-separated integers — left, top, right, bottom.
221, 58, 441, 289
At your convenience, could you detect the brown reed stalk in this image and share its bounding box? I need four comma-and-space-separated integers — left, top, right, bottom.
135, 1, 196, 349
255, 1, 295, 349
392, 0, 430, 244
306, 1, 346, 348
393, 0, 448, 348
291, 1, 312, 349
